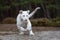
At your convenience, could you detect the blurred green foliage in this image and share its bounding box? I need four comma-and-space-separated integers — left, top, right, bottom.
0, 0, 60, 26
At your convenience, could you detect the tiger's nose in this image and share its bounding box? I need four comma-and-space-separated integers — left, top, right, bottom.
25, 20, 27, 21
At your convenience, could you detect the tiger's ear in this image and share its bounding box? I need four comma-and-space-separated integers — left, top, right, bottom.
27, 10, 30, 13
19, 10, 23, 14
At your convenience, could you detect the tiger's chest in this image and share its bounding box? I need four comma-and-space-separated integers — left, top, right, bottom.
21, 21, 28, 29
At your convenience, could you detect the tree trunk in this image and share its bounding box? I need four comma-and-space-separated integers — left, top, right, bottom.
41, 3, 47, 18
28, 3, 34, 19
45, 5, 51, 19
41, 3, 51, 19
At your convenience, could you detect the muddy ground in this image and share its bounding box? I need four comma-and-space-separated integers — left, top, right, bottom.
0, 24, 60, 32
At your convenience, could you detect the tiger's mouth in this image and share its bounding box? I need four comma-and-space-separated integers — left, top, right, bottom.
21, 18, 28, 21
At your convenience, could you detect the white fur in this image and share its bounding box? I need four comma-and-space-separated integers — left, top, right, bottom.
16, 7, 40, 36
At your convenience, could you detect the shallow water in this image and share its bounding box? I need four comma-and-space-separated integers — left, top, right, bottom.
0, 31, 60, 40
